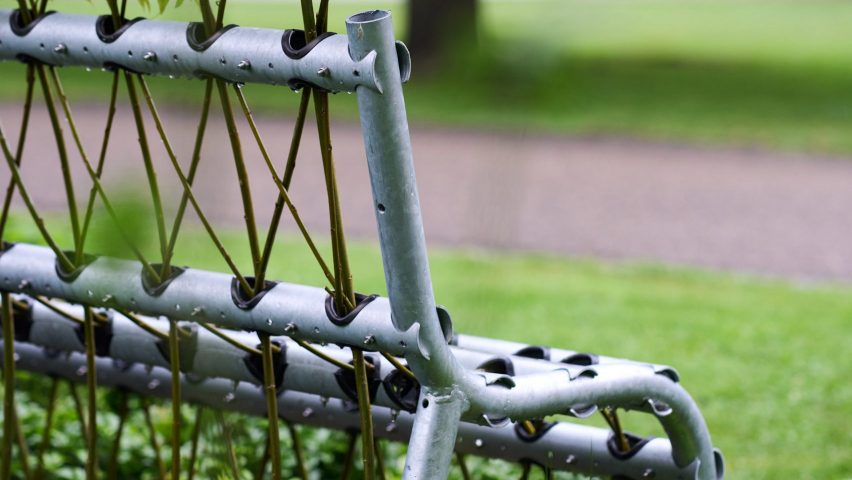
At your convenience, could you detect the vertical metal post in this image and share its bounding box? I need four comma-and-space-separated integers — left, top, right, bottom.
346, 9, 458, 387
402, 390, 464, 480
347, 10, 466, 478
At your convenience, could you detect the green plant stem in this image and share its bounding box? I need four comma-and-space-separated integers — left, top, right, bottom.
255, 435, 270, 480
83, 307, 98, 480
0, 123, 72, 270
142, 398, 167, 480
351, 348, 376, 479
135, 75, 252, 294
216, 411, 241, 479
161, 78, 214, 275
294, 339, 355, 372
122, 71, 170, 271
77, 71, 121, 262
340, 432, 358, 480
285, 423, 307, 480
257, 89, 310, 282
198, 321, 261, 355
13, 406, 31, 480
601, 407, 630, 453
68, 382, 89, 446
0, 64, 35, 243
186, 406, 204, 480
374, 438, 385, 480
34, 64, 81, 252
113, 308, 169, 341
232, 85, 335, 290
456, 453, 471, 480
259, 333, 282, 480
380, 352, 415, 380
168, 319, 181, 480
34, 377, 59, 480
44, 67, 161, 282
106, 390, 128, 480
1, 292, 15, 480
215, 79, 263, 292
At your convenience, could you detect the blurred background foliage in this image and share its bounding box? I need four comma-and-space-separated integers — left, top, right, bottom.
1, 0, 851, 153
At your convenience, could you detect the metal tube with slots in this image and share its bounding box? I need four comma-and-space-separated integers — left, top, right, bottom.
6, 341, 719, 478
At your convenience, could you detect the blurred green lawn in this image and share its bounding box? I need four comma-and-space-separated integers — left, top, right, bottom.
2, 0, 852, 153
5, 213, 851, 478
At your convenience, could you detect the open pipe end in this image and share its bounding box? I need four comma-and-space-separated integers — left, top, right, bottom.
347, 10, 391, 26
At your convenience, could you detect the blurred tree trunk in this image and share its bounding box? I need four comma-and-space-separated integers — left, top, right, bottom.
407, 0, 478, 63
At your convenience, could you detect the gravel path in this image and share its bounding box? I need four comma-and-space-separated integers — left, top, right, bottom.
3, 103, 852, 282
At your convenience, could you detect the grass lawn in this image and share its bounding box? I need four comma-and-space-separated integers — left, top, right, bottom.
4, 212, 852, 478
2, 0, 852, 154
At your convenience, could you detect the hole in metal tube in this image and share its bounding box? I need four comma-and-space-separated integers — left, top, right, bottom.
377, 203, 386, 213
421, 399, 429, 409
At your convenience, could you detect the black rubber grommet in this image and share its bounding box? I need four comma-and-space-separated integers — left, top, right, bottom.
9, 10, 55, 37
243, 340, 288, 393
606, 432, 653, 461
154, 324, 198, 371
514, 345, 550, 361
334, 354, 381, 404
73, 311, 114, 357
561, 352, 599, 366
141, 264, 186, 297
186, 22, 238, 52
475, 356, 515, 376
230, 276, 277, 310
95, 15, 145, 43
11, 298, 33, 342
381, 367, 420, 412
513, 419, 557, 443
55, 251, 98, 283
324, 293, 378, 327
281, 30, 336, 60
0, 241, 14, 258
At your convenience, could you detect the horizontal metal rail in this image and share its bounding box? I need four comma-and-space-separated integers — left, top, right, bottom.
7, 341, 720, 478
0, 9, 387, 92
0, 243, 722, 478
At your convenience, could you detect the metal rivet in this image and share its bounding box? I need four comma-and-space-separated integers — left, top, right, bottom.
76, 366, 87, 377
265, 318, 273, 326
317, 66, 330, 77
101, 294, 113, 303
190, 306, 203, 316
363, 335, 376, 346
237, 60, 251, 70
284, 323, 297, 334
643, 468, 655, 478
302, 407, 314, 418
474, 438, 484, 448
148, 379, 160, 390
223, 392, 235, 403
143, 51, 157, 62
53, 43, 67, 54
566, 455, 577, 465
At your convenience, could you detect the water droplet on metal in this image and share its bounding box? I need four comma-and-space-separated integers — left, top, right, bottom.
474, 438, 484, 448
